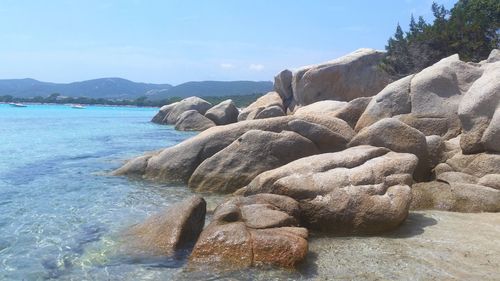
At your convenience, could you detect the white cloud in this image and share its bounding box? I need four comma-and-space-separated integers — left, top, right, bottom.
249, 64, 264, 71
220, 63, 234, 69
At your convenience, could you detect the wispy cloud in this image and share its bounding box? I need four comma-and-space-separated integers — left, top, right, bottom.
220, 63, 234, 69
249, 64, 264, 71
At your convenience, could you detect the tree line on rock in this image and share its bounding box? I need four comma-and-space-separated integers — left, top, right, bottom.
383, 0, 499, 77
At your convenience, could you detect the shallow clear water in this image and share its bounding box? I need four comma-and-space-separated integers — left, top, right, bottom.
1, 104, 499, 281
0, 104, 201, 280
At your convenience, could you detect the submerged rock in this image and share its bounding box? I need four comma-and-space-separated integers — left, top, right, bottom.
238, 146, 417, 234
126, 195, 206, 255
189, 194, 308, 269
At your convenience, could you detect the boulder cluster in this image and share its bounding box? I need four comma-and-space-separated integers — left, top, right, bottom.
117, 48, 500, 271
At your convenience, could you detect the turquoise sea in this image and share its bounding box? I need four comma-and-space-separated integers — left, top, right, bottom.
0, 104, 202, 280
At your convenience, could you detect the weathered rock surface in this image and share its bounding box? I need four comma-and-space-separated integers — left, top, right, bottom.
274, 69, 293, 107
254, 105, 285, 119
294, 100, 347, 116
189, 194, 308, 269
114, 115, 354, 183
291, 48, 392, 106
412, 145, 500, 212
355, 75, 413, 131
348, 118, 430, 181
204, 99, 239, 125
411, 181, 500, 212
126, 196, 206, 255
151, 102, 179, 124
238, 92, 284, 121
188, 130, 319, 193
458, 61, 500, 154
395, 113, 462, 140
426, 135, 445, 169
174, 110, 216, 131
238, 146, 417, 234
151, 97, 213, 125
355, 54, 487, 139
330, 97, 372, 128
287, 119, 350, 153
486, 48, 500, 63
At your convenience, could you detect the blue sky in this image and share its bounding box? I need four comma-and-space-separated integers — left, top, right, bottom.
0, 0, 457, 85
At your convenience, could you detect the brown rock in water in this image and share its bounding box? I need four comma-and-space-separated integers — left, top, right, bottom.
126, 195, 206, 255
188, 130, 319, 193
189, 194, 307, 269
174, 110, 216, 131
237, 146, 417, 234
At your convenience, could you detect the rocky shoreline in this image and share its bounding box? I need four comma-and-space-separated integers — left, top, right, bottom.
114, 48, 500, 272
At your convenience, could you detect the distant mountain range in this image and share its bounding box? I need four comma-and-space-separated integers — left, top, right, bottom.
0, 78, 273, 100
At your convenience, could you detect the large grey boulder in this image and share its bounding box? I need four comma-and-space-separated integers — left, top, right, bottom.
287, 119, 351, 153
204, 99, 239, 125
151, 102, 179, 124
292, 48, 392, 106
238, 91, 284, 121
355, 54, 485, 139
274, 69, 293, 107
174, 110, 216, 131
458, 61, 500, 154
237, 146, 417, 234
403, 54, 483, 139
165, 97, 213, 124
114, 114, 354, 183
188, 130, 319, 193
254, 105, 285, 119
355, 75, 413, 131
189, 194, 307, 269
125, 196, 206, 255
329, 97, 372, 128
294, 100, 347, 116
348, 118, 430, 181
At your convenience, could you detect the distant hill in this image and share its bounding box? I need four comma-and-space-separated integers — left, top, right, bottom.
148, 81, 274, 100
0, 78, 172, 99
0, 78, 273, 100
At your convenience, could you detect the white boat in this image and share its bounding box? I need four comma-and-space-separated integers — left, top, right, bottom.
71, 104, 86, 109
9, 103, 28, 107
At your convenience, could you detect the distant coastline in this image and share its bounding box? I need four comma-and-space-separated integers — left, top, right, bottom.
0, 92, 264, 108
